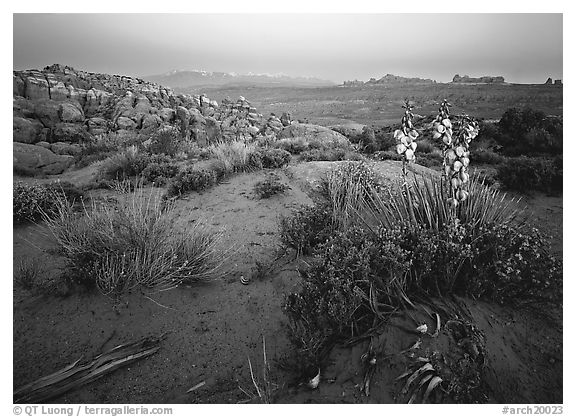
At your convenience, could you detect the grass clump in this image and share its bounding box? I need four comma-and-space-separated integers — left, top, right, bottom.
208, 141, 260, 173
43, 185, 225, 297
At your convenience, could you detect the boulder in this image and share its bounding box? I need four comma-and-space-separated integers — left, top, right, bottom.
13, 142, 75, 175
23, 73, 51, 100
328, 123, 366, 139
13, 97, 35, 118
278, 123, 351, 148
280, 112, 293, 126
50, 142, 81, 156
59, 101, 85, 123
141, 114, 163, 131
158, 107, 175, 122
87, 117, 109, 135
36, 141, 51, 149
52, 123, 91, 143
13, 74, 25, 97
13, 117, 44, 144
33, 99, 61, 128
205, 117, 222, 143
116, 116, 137, 130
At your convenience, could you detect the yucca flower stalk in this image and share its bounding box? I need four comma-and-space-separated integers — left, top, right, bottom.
394, 100, 419, 177
432, 100, 479, 207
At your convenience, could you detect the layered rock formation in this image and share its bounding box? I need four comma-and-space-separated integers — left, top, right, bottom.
452, 74, 505, 84
13, 64, 344, 175
342, 74, 436, 87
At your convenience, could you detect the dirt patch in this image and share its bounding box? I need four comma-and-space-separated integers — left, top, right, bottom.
13, 160, 562, 403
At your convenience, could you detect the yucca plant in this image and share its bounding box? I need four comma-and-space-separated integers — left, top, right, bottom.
319, 161, 384, 228
360, 173, 525, 235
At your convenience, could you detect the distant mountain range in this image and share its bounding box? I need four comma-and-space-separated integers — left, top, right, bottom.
142, 70, 335, 88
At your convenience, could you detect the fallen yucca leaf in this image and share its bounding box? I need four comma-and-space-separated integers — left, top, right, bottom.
408, 373, 434, 404
14, 335, 164, 403
402, 363, 434, 395
423, 375, 443, 403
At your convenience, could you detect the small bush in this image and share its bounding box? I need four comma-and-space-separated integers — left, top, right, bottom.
254, 173, 289, 199
497, 156, 562, 193
43, 186, 225, 296
98, 146, 151, 180
274, 137, 309, 154
416, 140, 437, 154
259, 148, 291, 168
473, 149, 505, 165
279, 203, 334, 256
373, 150, 402, 161
147, 126, 182, 156
165, 166, 218, 198
141, 158, 180, 184
300, 148, 364, 162
13, 181, 82, 224
416, 152, 443, 168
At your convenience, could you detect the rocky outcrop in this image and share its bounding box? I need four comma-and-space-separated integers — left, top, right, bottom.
13, 64, 297, 175
342, 74, 436, 86
13, 142, 75, 175
452, 74, 505, 84
278, 123, 351, 148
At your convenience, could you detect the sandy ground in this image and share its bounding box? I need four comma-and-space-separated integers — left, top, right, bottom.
13, 160, 563, 403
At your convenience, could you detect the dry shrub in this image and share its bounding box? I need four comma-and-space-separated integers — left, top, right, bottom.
43, 184, 226, 297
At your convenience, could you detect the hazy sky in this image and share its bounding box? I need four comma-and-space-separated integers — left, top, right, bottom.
13, 14, 563, 83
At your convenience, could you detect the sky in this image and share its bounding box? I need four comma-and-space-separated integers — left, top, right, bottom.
13, 13, 563, 84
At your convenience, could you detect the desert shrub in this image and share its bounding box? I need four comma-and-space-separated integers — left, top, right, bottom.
374, 127, 397, 151
497, 108, 562, 155
98, 146, 151, 180
165, 166, 219, 198
74, 132, 143, 168
147, 125, 182, 156
179, 141, 212, 160
13, 181, 83, 224
416, 152, 443, 168
309, 148, 364, 161
279, 203, 334, 256
209, 141, 259, 173
359, 126, 377, 153
308, 136, 351, 151
259, 148, 291, 168
43, 186, 225, 296
473, 149, 506, 165
141, 158, 180, 185
283, 211, 561, 366
253, 173, 289, 199
496, 156, 562, 193
416, 139, 436, 154
373, 150, 403, 161
274, 137, 309, 154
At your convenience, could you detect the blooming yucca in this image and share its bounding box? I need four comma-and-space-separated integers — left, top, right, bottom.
394, 100, 419, 175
